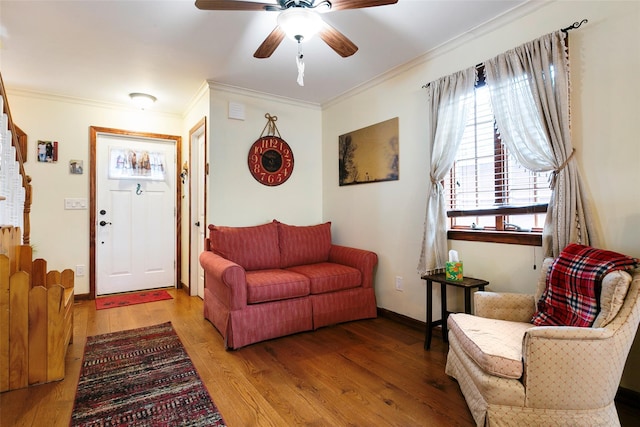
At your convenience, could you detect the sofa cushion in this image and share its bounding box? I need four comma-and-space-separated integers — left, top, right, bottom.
277, 221, 332, 268
209, 221, 280, 271
245, 269, 310, 304
592, 270, 632, 328
448, 313, 535, 379
287, 262, 361, 294
534, 258, 554, 303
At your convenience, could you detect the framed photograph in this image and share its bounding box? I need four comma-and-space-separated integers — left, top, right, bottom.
69, 160, 83, 174
37, 140, 58, 163
338, 117, 399, 186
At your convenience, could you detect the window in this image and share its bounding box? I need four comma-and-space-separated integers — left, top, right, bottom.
445, 71, 551, 241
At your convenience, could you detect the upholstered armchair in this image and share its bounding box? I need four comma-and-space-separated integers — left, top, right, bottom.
446, 255, 640, 427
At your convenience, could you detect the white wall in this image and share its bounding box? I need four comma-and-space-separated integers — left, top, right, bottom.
322, 0, 640, 390
7, 92, 183, 296
206, 84, 323, 227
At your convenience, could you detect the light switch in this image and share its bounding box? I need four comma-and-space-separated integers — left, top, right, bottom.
64, 198, 88, 210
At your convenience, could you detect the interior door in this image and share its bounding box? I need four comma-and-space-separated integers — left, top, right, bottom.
95, 133, 176, 296
196, 132, 206, 299
189, 121, 207, 299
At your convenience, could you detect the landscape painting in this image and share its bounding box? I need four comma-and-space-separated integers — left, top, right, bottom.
339, 117, 399, 186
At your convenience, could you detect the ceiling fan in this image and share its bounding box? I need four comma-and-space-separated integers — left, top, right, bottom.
195, 0, 398, 59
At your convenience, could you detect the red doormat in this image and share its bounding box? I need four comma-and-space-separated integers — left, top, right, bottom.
95, 289, 173, 310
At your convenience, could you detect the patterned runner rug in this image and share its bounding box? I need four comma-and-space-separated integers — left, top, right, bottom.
71, 322, 226, 426
95, 289, 173, 310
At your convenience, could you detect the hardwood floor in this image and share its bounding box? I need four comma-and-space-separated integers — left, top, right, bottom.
1, 288, 638, 426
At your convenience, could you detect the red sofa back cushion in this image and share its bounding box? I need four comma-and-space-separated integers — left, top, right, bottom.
209, 221, 280, 271
277, 221, 332, 268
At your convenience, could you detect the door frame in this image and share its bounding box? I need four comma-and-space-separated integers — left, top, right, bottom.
188, 117, 207, 297
89, 126, 182, 299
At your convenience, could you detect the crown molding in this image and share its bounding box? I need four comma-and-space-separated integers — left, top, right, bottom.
322, 0, 550, 109
207, 81, 321, 111
6, 87, 182, 118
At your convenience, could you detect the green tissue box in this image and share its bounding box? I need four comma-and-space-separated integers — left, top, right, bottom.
445, 261, 463, 281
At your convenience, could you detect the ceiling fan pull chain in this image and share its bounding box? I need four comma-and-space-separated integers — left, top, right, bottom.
296, 40, 305, 86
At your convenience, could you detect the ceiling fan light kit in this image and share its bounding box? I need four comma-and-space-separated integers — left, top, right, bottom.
195, 0, 399, 85
277, 8, 322, 42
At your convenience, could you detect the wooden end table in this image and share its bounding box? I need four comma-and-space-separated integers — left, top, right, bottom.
422, 273, 489, 350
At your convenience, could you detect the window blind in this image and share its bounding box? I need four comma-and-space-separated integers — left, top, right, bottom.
445, 84, 551, 227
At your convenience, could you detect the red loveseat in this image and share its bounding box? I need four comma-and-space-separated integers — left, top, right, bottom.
199, 220, 378, 349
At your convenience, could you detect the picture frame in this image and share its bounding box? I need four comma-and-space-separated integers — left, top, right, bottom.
69, 160, 83, 174
338, 117, 399, 186
37, 140, 58, 163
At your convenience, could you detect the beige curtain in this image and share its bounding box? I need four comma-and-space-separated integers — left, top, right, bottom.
484, 30, 598, 256
418, 67, 476, 275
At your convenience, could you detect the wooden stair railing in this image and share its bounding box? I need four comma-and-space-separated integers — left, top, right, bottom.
0, 72, 32, 245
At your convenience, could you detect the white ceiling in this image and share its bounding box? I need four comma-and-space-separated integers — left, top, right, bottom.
1, 0, 528, 114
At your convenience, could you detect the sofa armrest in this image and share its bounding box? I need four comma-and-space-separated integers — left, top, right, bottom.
474, 291, 536, 322
328, 245, 378, 289
199, 251, 247, 311
522, 326, 617, 409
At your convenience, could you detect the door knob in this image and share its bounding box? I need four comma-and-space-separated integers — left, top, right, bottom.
195, 221, 200, 227
99, 221, 112, 226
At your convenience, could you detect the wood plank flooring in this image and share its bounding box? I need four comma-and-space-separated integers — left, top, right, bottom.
0, 288, 638, 426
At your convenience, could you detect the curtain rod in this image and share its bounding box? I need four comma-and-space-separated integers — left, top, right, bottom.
561, 19, 588, 33
421, 19, 588, 89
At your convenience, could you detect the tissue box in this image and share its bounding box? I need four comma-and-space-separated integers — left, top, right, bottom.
445, 261, 463, 281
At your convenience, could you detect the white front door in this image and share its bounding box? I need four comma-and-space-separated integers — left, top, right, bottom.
95, 133, 176, 296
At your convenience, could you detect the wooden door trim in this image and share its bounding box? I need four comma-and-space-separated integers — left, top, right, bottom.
187, 117, 207, 295
89, 126, 182, 300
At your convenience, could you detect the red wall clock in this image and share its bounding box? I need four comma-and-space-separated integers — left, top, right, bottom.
248, 136, 294, 186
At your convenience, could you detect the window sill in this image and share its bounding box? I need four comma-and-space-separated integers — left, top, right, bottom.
447, 229, 542, 246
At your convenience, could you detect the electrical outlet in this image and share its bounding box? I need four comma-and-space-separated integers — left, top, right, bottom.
76, 265, 85, 277
395, 276, 403, 291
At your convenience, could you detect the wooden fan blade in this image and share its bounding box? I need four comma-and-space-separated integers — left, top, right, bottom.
319, 22, 358, 58
254, 26, 286, 58
327, 0, 398, 11
195, 0, 277, 11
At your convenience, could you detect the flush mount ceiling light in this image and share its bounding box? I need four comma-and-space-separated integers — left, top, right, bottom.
129, 92, 157, 109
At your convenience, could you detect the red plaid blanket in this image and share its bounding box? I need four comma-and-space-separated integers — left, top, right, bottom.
532, 244, 638, 327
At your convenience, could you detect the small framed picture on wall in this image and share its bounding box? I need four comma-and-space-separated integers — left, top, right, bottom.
69, 160, 83, 175
37, 140, 58, 163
